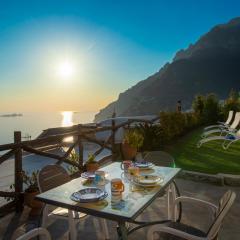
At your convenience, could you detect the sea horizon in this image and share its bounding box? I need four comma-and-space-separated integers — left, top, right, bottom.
0, 111, 97, 145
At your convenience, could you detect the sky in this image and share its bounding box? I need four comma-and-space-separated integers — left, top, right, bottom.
0, 0, 240, 112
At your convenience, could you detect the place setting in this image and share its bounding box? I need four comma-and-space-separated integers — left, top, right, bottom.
121, 160, 164, 189
70, 170, 109, 203
81, 170, 110, 185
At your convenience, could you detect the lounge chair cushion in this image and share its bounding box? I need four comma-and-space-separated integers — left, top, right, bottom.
226, 135, 236, 140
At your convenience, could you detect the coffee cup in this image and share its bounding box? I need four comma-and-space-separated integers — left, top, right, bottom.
121, 160, 132, 172
111, 178, 125, 193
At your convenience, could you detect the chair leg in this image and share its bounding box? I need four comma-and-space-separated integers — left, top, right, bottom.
68, 210, 77, 240
93, 218, 102, 239
100, 219, 109, 239
41, 204, 49, 228
166, 186, 170, 219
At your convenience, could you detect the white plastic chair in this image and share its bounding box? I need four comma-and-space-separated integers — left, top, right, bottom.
204, 110, 234, 131
201, 112, 240, 138
147, 190, 236, 240
16, 227, 51, 240
143, 151, 177, 219
38, 164, 109, 240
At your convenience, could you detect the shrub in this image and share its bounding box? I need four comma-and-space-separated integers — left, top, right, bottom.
222, 89, 240, 118
137, 123, 164, 151
123, 129, 144, 150
202, 93, 221, 124
159, 112, 188, 141
192, 95, 205, 115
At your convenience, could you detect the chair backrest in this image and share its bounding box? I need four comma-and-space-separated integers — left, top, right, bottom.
230, 112, 240, 129
207, 190, 236, 239
225, 110, 234, 125
236, 129, 240, 137
143, 151, 175, 167
38, 164, 71, 193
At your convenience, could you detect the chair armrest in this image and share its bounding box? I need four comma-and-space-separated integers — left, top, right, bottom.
173, 196, 217, 221
147, 225, 207, 240
174, 196, 218, 212
16, 228, 51, 240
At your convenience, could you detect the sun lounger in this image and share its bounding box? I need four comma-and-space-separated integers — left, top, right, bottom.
204, 110, 234, 131
197, 129, 240, 149
201, 112, 240, 138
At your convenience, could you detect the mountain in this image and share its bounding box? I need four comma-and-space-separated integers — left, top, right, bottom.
94, 17, 240, 122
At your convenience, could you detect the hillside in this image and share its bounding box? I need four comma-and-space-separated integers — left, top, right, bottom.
94, 17, 240, 122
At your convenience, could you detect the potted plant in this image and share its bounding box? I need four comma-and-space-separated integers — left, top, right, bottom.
85, 153, 99, 172
22, 170, 43, 215
122, 128, 144, 160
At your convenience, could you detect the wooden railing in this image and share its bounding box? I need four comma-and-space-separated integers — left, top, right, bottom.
0, 116, 159, 216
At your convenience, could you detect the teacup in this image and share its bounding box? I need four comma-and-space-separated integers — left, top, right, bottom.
121, 160, 133, 172
94, 170, 105, 186
128, 166, 140, 178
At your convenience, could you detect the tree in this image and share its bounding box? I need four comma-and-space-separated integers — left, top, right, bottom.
223, 89, 240, 117
192, 95, 205, 115
202, 93, 221, 124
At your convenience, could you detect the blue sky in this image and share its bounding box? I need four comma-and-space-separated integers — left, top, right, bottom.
0, 0, 240, 112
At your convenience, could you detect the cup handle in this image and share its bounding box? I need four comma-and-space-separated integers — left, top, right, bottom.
121, 162, 124, 170
122, 183, 125, 192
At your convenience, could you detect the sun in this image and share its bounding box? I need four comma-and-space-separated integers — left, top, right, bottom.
57, 60, 75, 79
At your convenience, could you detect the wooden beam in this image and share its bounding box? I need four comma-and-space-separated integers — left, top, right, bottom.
0, 191, 18, 198
0, 149, 16, 165
0, 201, 16, 217
62, 141, 78, 159
57, 157, 80, 168
22, 145, 63, 161
78, 132, 83, 171
14, 131, 23, 212
0, 143, 17, 151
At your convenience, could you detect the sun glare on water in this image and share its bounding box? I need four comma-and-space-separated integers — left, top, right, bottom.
61, 111, 73, 127
61, 111, 74, 143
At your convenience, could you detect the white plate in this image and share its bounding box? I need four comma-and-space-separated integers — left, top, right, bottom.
134, 161, 154, 169
133, 175, 164, 186
70, 188, 108, 203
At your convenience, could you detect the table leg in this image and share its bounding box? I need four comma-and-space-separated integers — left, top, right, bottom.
68, 210, 77, 240
118, 222, 128, 240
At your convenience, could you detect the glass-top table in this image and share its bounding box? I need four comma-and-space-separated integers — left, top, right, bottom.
36, 162, 181, 239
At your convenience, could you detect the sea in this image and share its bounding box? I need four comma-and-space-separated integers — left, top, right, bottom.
0, 111, 96, 145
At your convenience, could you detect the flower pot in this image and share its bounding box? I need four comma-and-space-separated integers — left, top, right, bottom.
121, 142, 137, 160
24, 191, 43, 216
86, 162, 99, 172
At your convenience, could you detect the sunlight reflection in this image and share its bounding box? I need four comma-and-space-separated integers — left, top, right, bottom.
61, 111, 74, 142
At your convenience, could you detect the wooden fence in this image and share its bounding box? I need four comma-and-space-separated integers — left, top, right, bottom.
0, 116, 159, 216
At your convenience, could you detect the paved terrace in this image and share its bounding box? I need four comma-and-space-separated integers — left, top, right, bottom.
1, 179, 239, 240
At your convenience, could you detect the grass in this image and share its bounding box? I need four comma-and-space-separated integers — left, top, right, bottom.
165, 127, 240, 174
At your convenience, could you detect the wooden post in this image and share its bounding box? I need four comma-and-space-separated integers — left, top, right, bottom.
77, 126, 84, 171
14, 131, 23, 212
111, 115, 117, 161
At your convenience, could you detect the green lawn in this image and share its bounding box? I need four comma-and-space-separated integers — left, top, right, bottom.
165, 128, 240, 174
